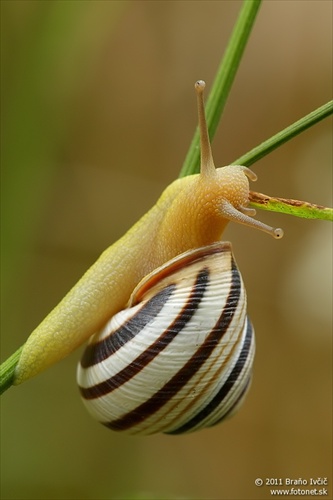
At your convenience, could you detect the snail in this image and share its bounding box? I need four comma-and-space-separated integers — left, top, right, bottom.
14, 81, 283, 433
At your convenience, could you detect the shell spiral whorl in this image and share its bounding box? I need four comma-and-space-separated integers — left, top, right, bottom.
77, 242, 255, 435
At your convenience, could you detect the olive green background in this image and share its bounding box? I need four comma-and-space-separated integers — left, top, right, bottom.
1, 1, 332, 499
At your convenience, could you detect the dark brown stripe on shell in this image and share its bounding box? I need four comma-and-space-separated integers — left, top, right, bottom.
104, 258, 241, 432
79, 268, 210, 400
212, 317, 254, 424
167, 317, 254, 434
80, 284, 175, 368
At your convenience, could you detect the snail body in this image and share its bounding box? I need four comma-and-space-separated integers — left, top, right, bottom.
77, 242, 255, 435
14, 81, 282, 395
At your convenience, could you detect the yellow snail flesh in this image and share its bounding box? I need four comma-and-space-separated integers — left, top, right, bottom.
77, 242, 255, 435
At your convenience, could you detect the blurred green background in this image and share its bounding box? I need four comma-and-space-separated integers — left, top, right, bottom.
1, 1, 332, 499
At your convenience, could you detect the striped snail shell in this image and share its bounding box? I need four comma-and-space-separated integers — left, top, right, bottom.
77, 241, 255, 435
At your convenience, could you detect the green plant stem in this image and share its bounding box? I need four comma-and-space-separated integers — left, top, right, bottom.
179, 0, 262, 177
233, 100, 333, 167
0, 346, 23, 395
